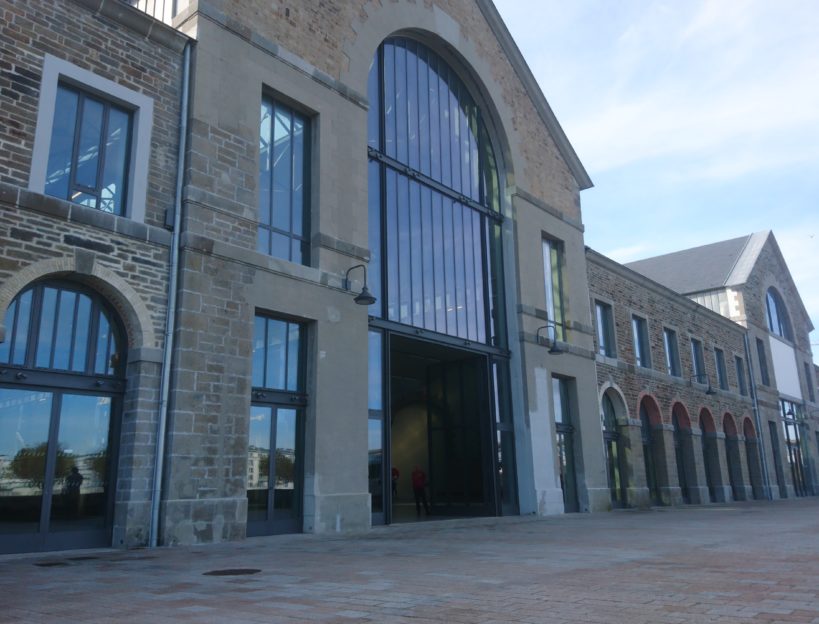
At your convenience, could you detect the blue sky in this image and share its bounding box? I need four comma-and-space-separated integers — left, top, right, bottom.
494, 0, 819, 362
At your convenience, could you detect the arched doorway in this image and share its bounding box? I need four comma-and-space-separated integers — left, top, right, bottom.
601, 390, 627, 508
743, 418, 764, 500
699, 409, 722, 502
671, 403, 694, 504
0, 281, 125, 553
366, 36, 513, 523
639, 396, 665, 505
723, 414, 744, 501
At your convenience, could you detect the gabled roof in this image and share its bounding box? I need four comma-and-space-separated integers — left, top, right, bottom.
624, 231, 770, 295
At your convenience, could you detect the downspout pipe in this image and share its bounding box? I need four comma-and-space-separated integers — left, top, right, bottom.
744, 331, 773, 501
150, 39, 191, 547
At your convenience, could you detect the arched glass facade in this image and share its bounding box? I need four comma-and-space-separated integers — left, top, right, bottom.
0, 282, 125, 553
765, 288, 792, 340
367, 36, 505, 345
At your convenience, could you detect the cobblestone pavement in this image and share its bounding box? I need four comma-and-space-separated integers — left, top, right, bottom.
2, 498, 819, 623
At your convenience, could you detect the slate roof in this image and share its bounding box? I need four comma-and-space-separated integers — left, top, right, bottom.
624, 232, 770, 295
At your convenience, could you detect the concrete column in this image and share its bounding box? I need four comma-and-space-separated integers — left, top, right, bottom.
622, 419, 650, 508
712, 432, 733, 503
678, 429, 706, 504
656, 425, 683, 506
690, 428, 712, 504
732, 436, 753, 501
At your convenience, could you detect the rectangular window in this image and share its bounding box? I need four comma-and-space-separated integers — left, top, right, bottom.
735, 356, 748, 396
595, 301, 615, 357
690, 338, 705, 382
756, 338, 770, 386
714, 348, 728, 390
542, 238, 565, 341
252, 315, 304, 392
804, 362, 816, 403
258, 97, 310, 264
552, 375, 578, 513
44, 84, 133, 215
663, 328, 680, 377
632, 315, 651, 369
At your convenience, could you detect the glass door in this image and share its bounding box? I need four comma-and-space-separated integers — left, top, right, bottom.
247, 405, 301, 536
0, 388, 116, 553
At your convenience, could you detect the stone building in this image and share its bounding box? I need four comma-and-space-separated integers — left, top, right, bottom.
1, 0, 814, 556
0, 0, 607, 554
610, 231, 818, 505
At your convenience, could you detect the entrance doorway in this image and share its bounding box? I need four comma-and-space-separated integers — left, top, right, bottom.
386, 335, 495, 523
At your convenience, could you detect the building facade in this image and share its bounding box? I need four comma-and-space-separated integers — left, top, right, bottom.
0, 0, 815, 556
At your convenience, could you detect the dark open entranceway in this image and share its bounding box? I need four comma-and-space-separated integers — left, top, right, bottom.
383, 335, 496, 523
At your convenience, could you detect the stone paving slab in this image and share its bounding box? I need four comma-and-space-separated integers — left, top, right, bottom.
1, 499, 819, 623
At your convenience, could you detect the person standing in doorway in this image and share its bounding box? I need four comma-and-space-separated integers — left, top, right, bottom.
411, 465, 430, 517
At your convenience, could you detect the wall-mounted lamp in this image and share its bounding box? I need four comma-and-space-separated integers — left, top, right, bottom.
690, 373, 716, 396
345, 264, 377, 306
536, 321, 564, 355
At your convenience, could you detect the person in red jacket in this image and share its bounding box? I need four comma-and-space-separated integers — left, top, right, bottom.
411, 465, 430, 516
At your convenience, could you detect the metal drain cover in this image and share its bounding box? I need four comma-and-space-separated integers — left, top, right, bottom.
203, 568, 261, 576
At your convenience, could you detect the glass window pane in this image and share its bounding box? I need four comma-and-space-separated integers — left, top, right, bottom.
383, 42, 396, 159
428, 53, 440, 181
368, 418, 383, 513
52, 290, 76, 370
449, 76, 462, 194
367, 54, 380, 150
35, 287, 58, 368
394, 40, 407, 165
50, 394, 111, 529
463, 203, 477, 341
443, 197, 456, 333
453, 203, 467, 338
272, 106, 292, 233
397, 175, 411, 325
473, 212, 486, 344
417, 45, 430, 177
273, 409, 297, 513
45, 86, 79, 201
386, 169, 399, 322
252, 316, 265, 387
100, 107, 130, 215
409, 180, 423, 327
292, 115, 305, 237
367, 160, 382, 315
290, 239, 303, 265
438, 64, 451, 188
271, 232, 290, 261
285, 322, 300, 392
0, 299, 15, 364
265, 318, 287, 390
0, 389, 53, 533
94, 312, 111, 375
247, 405, 271, 519
432, 192, 446, 333
259, 100, 273, 227
71, 295, 92, 372
75, 97, 104, 190
368, 331, 382, 411
13, 290, 33, 366
406, 40, 419, 171
421, 187, 435, 329
256, 227, 270, 255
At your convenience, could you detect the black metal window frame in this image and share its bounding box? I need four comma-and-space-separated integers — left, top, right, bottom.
765, 288, 793, 341
690, 337, 705, 380
663, 327, 681, 377
258, 96, 311, 265
735, 355, 748, 396
714, 347, 729, 390
756, 338, 770, 386
631, 315, 651, 369
0, 281, 125, 385
46, 83, 133, 216
368, 36, 506, 347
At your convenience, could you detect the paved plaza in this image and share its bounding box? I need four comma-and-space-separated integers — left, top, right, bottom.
2, 498, 819, 623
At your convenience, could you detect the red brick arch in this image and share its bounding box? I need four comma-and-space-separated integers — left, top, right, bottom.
723, 413, 738, 437
699, 408, 716, 433
638, 393, 662, 427
743, 417, 756, 439
671, 402, 691, 430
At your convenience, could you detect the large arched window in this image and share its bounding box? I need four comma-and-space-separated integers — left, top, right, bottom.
367, 36, 505, 345
0, 281, 125, 553
765, 287, 792, 340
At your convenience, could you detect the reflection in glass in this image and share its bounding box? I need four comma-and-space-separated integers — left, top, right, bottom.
50, 395, 111, 530
247, 406, 272, 520
368, 419, 383, 513
251, 317, 303, 392
274, 409, 297, 513
0, 389, 53, 534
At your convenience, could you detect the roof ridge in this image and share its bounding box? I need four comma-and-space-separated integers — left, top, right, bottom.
722, 233, 754, 287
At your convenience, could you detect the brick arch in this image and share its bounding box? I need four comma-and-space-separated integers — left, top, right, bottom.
0, 255, 156, 349
723, 413, 738, 437
671, 402, 691, 430
599, 381, 630, 424
699, 408, 716, 434
638, 393, 663, 427
743, 417, 757, 439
